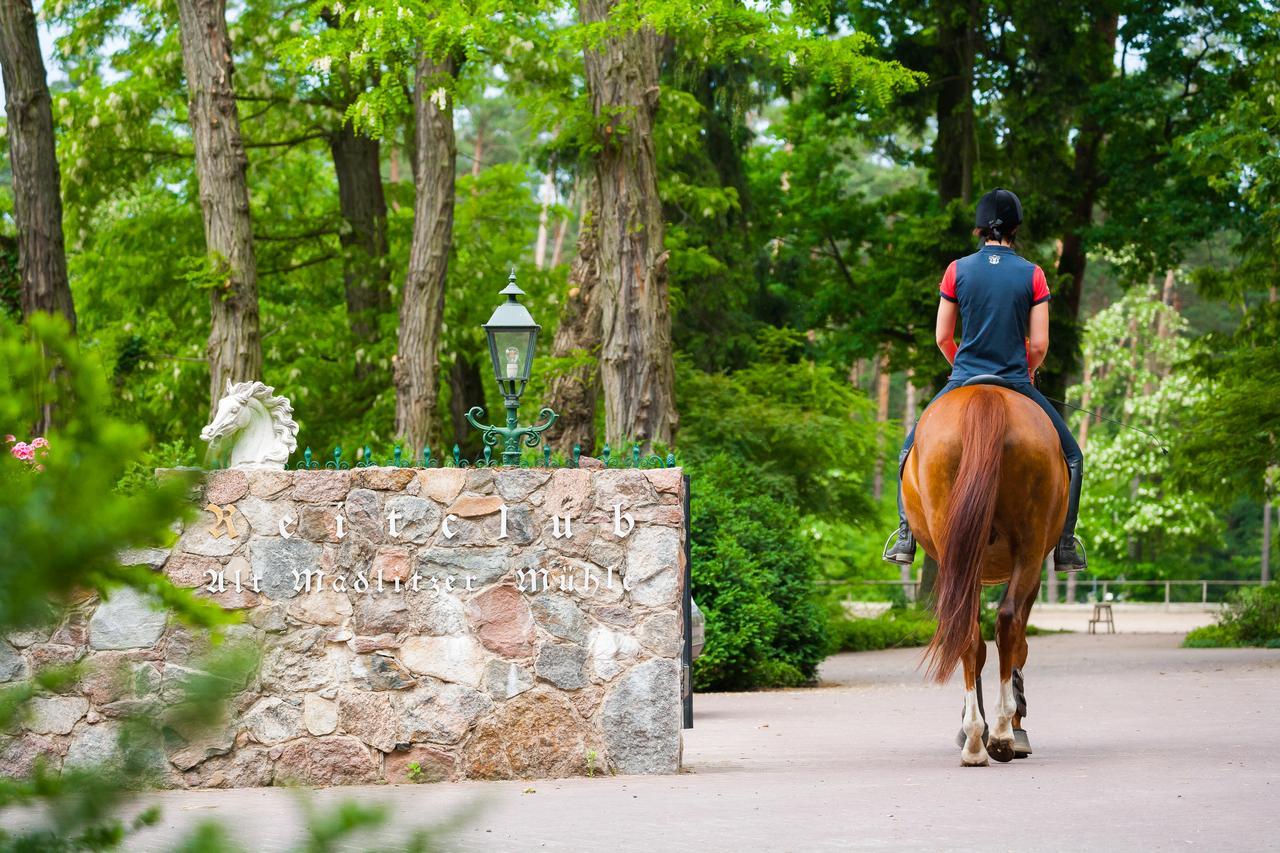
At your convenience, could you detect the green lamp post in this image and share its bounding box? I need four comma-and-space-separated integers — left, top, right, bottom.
466, 271, 558, 465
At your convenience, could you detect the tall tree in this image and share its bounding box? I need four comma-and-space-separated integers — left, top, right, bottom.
0, 0, 75, 328
394, 53, 458, 450
580, 0, 678, 448
175, 0, 263, 411
935, 0, 980, 205
1043, 6, 1119, 404
329, 119, 392, 381
545, 177, 602, 454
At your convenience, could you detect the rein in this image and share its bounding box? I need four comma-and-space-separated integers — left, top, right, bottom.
1044, 395, 1170, 456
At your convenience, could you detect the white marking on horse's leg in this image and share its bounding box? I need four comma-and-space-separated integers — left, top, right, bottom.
960, 687, 989, 766
990, 677, 1016, 744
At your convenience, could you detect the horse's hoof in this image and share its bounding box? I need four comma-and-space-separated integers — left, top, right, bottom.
987, 737, 1016, 763
1013, 728, 1032, 758
961, 755, 989, 767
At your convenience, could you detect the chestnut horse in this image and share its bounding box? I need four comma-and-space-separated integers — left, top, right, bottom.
902, 383, 1068, 765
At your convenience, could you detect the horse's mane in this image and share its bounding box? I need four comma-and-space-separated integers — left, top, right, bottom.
225, 381, 298, 448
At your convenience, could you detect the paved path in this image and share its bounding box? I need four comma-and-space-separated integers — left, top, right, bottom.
17, 635, 1280, 851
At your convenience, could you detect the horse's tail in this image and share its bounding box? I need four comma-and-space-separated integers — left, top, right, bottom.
924, 388, 1007, 683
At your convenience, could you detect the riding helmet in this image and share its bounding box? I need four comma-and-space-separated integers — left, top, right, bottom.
974, 188, 1023, 234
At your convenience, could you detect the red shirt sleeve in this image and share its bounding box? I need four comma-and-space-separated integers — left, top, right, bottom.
939, 261, 958, 303
1031, 266, 1051, 305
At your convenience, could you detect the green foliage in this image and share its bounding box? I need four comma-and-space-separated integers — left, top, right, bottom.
1182, 584, 1280, 648
688, 453, 827, 690
677, 328, 878, 519
0, 316, 225, 631
1068, 288, 1222, 566
827, 607, 936, 654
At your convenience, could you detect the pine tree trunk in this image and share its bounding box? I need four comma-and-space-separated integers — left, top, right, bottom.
545, 176, 602, 455
176, 0, 262, 412
330, 122, 391, 382
0, 0, 75, 328
579, 0, 677, 448
394, 53, 457, 452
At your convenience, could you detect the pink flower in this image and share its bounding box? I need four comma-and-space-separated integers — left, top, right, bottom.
31, 437, 48, 449
11, 443, 34, 462
3, 435, 13, 444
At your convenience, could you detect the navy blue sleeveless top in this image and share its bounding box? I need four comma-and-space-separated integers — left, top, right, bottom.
939, 244, 1051, 382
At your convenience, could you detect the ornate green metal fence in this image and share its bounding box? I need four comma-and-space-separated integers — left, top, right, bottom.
272, 441, 676, 472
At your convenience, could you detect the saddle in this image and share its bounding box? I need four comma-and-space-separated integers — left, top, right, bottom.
961, 374, 1017, 390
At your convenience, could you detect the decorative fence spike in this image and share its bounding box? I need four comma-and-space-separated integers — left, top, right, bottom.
296, 447, 318, 470
601, 443, 612, 466
572, 444, 581, 468
666, 452, 677, 468
543, 445, 551, 466
326, 446, 349, 470
632, 443, 641, 466
452, 444, 462, 467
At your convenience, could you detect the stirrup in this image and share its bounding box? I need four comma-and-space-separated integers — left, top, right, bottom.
1054, 535, 1087, 573
882, 529, 916, 566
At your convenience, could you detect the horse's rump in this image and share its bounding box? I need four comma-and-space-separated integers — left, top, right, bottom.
904, 386, 1067, 683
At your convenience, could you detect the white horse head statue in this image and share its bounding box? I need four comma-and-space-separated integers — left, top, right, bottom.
201, 380, 299, 470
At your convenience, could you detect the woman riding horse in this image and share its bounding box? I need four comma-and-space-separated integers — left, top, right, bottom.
882, 188, 1087, 573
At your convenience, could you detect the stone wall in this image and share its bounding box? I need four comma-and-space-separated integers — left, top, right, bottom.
0, 467, 688, 787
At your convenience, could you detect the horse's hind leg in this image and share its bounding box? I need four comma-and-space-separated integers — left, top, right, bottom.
959, 623, 989, 767
1012, 578, 1039, 758
989, 567, 1035, 763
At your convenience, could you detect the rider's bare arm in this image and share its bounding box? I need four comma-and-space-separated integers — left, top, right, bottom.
1024, 303, 1044, 371
935, 298, 959, 365
1027, 301, 1049, 373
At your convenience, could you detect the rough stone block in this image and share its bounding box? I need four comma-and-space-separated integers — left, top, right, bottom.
251, 537, 322, 600
398, 635, 486, 687
293, 470, 351, 503
602, 659, 681, 774
467, 585, 536, 658
89, 587, 166, 650
535, 642, 588, 690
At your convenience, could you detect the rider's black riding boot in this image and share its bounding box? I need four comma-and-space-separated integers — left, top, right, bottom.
882, 452, 917, 566
1054, 459, 1087, 573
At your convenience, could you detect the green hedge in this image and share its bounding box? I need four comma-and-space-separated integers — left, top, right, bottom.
688, 453, 829, 690
1183, 583, 1280, 648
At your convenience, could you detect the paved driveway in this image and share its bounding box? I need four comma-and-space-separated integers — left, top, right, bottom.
13, 634, 1280, 851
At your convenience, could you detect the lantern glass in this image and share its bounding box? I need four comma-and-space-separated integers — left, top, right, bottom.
487, 327, 538, 384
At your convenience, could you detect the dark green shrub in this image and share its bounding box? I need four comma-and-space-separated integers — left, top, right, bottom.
1183, 583, 1280, 647
1183, 623, 1238, 648
689, 453, 828, 690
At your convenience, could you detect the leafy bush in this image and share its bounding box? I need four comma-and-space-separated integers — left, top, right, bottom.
1183, 583, 1280, 648
688, 453, 828, 690
1182, 623, 1238, 648
827, 607, 937, 653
